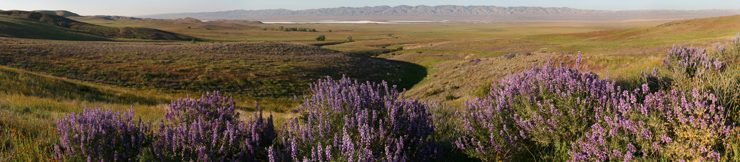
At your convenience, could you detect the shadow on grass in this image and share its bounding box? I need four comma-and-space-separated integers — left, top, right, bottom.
380, 58, 427, 90
338, 46, 426, 91
612, 75, 673, 93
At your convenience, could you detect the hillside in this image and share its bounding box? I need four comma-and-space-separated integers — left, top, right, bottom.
393, 15, 740, 105
0, 65, 166, 105
657, 14, 740, 29
563, 15, 740, 42
143, 5, 740, 21
0, 37, 424, 98
0, 11, 199, 41
33, 10, 80, 17
72, 16, 262, 31
0, 15, 109, 40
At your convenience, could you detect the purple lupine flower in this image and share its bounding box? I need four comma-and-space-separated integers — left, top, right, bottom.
664, 45, 725, 78
459, 45, 735, 161
458, 60, 618, 161
276, 76, 436, 162
268, 145, 276, 162
55, 108, 149, 161
576, 51, 583, 69
152, 91, 275, 161
571, 87, 731, 161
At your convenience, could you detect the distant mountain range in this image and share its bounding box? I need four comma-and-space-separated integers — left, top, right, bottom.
142, 5, 740, 22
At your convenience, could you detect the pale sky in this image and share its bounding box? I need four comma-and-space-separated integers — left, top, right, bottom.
1, 0, 739, 16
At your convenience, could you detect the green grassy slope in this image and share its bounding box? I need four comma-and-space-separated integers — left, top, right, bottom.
0, 37, 424, 101
0, 65, 168, 105
0, 11, 199, 41
0, 15, 108, 40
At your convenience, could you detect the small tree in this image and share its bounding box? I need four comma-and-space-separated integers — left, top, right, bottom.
315, 35, 326, 41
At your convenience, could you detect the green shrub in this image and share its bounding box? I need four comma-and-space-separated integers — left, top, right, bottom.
315, 35, 326, 41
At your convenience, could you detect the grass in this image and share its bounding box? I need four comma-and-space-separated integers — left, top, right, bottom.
0, 66, 168, 105
0, 13, 738, 160
0, 93, 166, 161
0, 37, 426, 111
0, 92, 302, 161
0, 15, 108, 41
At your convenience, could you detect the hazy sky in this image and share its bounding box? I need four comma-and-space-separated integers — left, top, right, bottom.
2, 0, 739, 16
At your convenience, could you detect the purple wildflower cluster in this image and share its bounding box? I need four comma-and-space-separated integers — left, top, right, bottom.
55, 108, 149, 161
163, 91, 240, 125
274, 77, 436, 162
152, 91, 276, 161
458, 52, 733, 161
571, 87, 730, 161
664, 45, 725, 78
55, 92, 277, 161
662, 41, 737, 122
456, 56, 619, 160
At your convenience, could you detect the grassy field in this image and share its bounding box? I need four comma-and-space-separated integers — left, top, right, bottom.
0, 37, 424, 108
0, 13, 738, 160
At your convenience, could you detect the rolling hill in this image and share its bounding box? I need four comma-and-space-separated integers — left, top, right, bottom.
71, 16, 263, 31
0, 37, 425, 98
0, 10, 199, 41
568, 15, 740, 41
143, 5, 740, 21
0, 14, 108, 40
33, 10, 80, 17
398, 14, 740, 105
646, 14, 740, 36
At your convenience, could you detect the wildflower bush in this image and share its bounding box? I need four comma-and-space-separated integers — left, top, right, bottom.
458, 37, 739, 161
55, 92, 276, 161
152, 91, 276, 161
655, 41, 738, 160
55, 108, 150, 161
664, 38, 739, 122
571, 88, 731, 161
274, 77, 437, 161
456, 58, 621, 161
